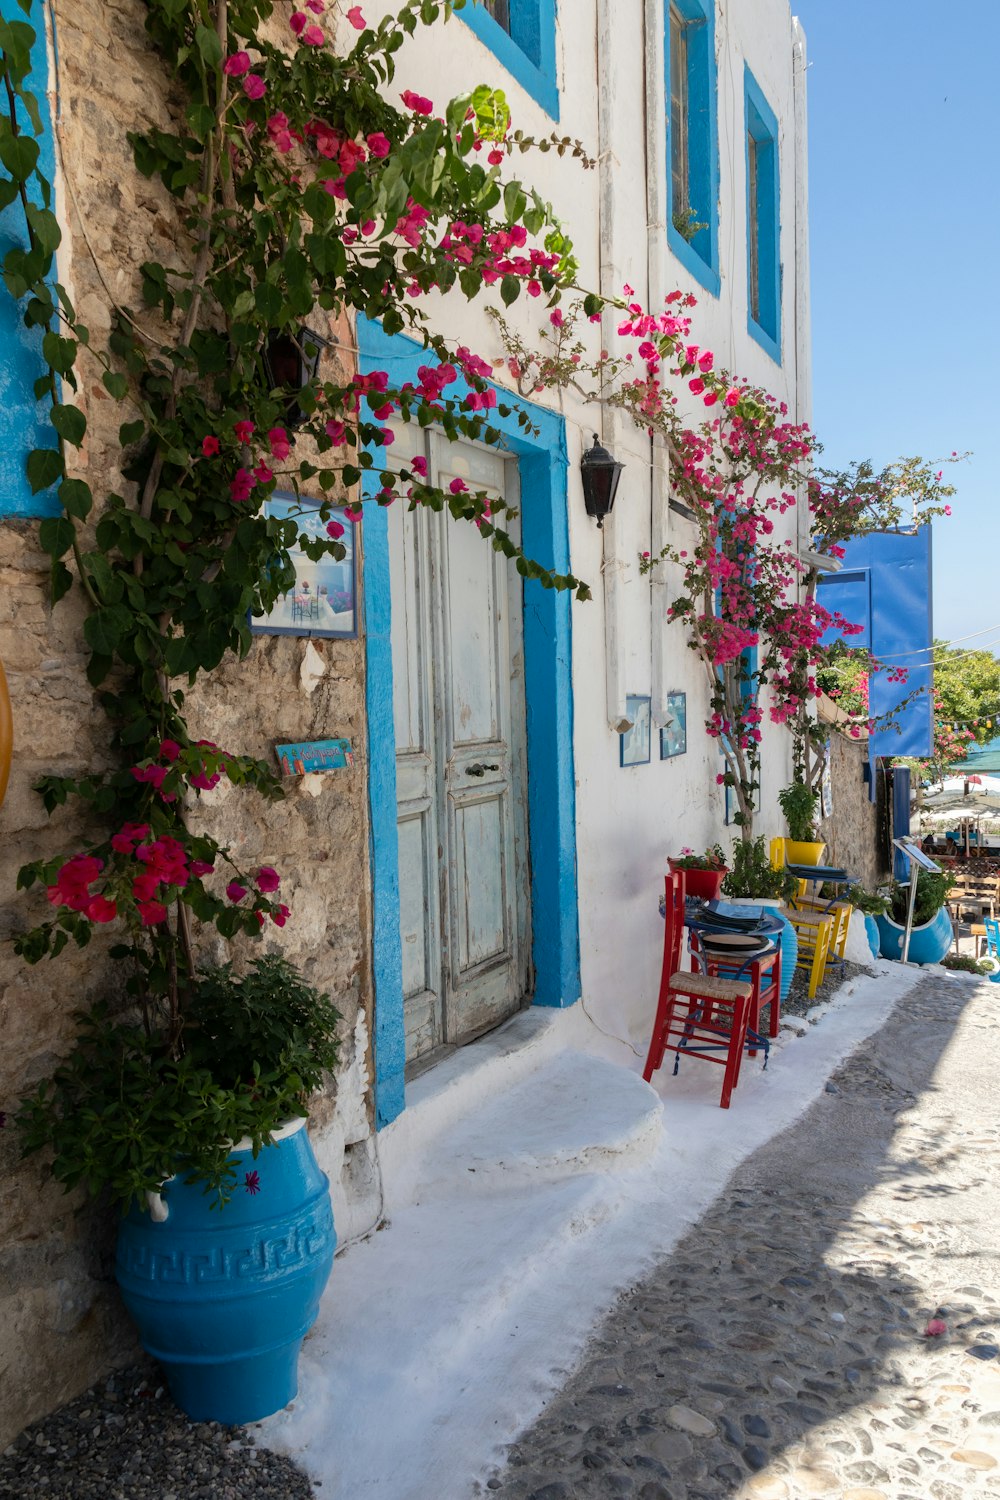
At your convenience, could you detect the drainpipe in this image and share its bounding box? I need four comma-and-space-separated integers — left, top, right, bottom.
791, 17, 812, 557
644, 0, 672, 730
596, 0, 630, 731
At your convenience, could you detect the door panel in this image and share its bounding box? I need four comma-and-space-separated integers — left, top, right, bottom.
387, 429, 530, 1065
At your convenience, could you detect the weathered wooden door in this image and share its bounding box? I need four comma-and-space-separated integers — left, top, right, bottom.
388, 428, 531, 1068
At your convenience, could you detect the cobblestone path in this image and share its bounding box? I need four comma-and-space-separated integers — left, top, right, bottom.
484, 972, 1000, 1500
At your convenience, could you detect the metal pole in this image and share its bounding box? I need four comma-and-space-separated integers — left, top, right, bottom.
901, 854, 919, 965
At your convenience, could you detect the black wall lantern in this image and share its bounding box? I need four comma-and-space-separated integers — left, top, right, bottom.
264, 325, 332, 429
580, 433, 624, 528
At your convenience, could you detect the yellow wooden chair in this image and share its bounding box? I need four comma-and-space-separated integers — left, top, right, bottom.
780, 908, 835, 999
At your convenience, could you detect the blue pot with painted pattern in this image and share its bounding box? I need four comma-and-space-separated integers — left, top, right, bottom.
116, 1118, 335, 1425
864, 913, 880, 959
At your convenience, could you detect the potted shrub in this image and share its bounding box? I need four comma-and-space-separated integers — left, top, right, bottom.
720, 838, 799, 1002
777, 781, 826, 866
15, 860, 341, 1427
667, 844, 728, 901
875, 869, 955, 965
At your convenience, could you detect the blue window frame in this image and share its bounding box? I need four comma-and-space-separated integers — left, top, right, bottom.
744, 65, 781, 363
458, 0, 558, 120
665, 0, 719, 297
0, 0, 60, 517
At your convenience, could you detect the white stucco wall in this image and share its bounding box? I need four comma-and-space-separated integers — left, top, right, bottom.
362, 0, 810, 1054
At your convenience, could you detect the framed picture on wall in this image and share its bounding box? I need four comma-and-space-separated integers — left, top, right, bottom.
620, 695, 652, 767
659, 692, 687, 759
249, 491, 357, 639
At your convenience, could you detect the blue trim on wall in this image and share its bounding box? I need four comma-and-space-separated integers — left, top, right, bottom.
458, 0, 559, 120
358, 316, 581, 1122
0, 0, 60, 518
744, 65, 781, 364
665, 0, 720, 298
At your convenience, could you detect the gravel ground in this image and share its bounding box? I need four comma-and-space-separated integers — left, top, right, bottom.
482, 969, 1000, 1499
0, 1365, 316, 1500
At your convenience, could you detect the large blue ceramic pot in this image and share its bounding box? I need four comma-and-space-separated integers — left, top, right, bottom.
726, 898, 798, 1003
116, 1118, 335, 1425
875, 905, 953, 965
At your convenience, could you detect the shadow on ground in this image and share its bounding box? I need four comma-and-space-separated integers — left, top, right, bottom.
484, 973, 1000, 1500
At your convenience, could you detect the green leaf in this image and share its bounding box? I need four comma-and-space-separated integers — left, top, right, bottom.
102, 371, 128, 399
26, 446, 64, 494
194, 23, 222, 68
119, 419, 146, 446
50, 403, 86, 446
25, 203, 61, 255
59, 478, 93, 520
500, 274, 520, 307
0, 127, 38, 181
38, 515, 76, 558
84, 606, 129, 657
41, 330, 77, 374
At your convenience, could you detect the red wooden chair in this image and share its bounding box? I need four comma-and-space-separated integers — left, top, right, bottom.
643, 873, 755, 1108
689, 931, 782, 1049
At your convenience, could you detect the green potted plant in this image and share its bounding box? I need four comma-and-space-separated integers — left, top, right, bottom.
777, 780, 826, 866
875, 868, 955, 965
720, 838, 799, 1002
845, 883, 890, 960
667, 843, 728, 901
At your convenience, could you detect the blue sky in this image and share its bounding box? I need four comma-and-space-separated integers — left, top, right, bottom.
792, 0, 1000, 650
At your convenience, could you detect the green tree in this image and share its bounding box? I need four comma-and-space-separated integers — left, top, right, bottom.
933, 641, 1000, 744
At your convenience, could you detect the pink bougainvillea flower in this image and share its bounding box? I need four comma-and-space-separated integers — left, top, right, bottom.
233, 419, 255, 443
190, 859, 215, 878
302, 23, 325, 44
85, 894, 118, 924
400, 89, 433, 116
201, 435, 220, 457
346, 5, 366, 28
325, 420, 347, 445
131, 764, 169, 789
230, 468, 256, 503
344, 504, 363, 523
253, 462, 273, 485
549, 309, 564, 328
272, 903, 291, 927
526, 280, 542, 297
226, 881, 248, 903
306, 0, 325, 10
267, 111, 294, 153
223, 51, 251, 76
410, 455, 427, 477
158, 738, 181, 762
243, 74, 266, 101
367, 131, 390, 158
724, 387, 741, 408
268, 426, 291, 461
924, 1317, 948, 1338
326, 519, 345, 540
137, 900, 169, 926
289, 10, 308, 34
449, 477, 467, 494
244, 1170, 261, 1195
488, 148, 504, 166
256, 866, 281, 893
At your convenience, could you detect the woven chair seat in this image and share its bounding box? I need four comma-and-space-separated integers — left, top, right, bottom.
669, 969, 752, 1002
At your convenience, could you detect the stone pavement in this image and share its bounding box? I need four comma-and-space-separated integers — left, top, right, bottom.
483, 971, 1000, 1500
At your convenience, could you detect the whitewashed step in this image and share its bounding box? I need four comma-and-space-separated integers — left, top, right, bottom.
414, 1049, 662, 1193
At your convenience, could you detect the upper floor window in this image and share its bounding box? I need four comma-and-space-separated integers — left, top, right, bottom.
664, 0, 719, 298
744, 65, 781, 363
459, 0, 559, 120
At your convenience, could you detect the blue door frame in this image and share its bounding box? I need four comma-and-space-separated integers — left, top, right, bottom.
358, 319, 581, 1127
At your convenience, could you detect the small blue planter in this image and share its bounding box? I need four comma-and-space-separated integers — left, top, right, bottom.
116, 1119, 335, 1425
864, 913, 880, 960
875, 905, 953, 966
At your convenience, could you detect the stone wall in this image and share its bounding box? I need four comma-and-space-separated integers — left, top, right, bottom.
0, 0, 374, 1446
818, 734, 887, 890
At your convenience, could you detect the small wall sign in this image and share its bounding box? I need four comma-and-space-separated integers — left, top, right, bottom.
276, 738, 354, 775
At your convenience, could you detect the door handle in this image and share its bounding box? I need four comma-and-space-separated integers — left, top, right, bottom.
466, 762, 500, 777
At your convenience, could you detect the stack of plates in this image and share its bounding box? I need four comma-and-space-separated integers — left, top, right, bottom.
699, 931, 773, 961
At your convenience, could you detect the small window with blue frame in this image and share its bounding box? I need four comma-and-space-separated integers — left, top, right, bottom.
665, 0, 720, 297
458, 0, 559, 120
744, 65, 781, 362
